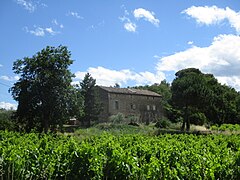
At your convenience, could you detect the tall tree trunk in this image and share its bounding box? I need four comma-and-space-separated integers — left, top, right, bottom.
86, 118, 90, 128
43, 110, 50, 133
186, 116, 190, 131
181, 119, 186, 131
44, 118, 49, 133
182, 105, 189, 131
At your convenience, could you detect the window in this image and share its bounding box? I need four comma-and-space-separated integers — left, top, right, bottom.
131, 104, 136, 110
114, 101, 119, 110
147, 105, 150, 111
152, 105, 156, 111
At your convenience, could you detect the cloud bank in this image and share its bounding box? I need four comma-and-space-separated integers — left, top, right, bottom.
0, 102, 17, 110
74, 66, 165, 87
157, 34, 240, 90
183, 6, 240, 33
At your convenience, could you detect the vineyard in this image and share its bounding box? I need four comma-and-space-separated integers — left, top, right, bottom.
0, 131, 240, 179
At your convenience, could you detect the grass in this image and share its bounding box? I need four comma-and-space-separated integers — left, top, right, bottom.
65, 122, 240, 141
68, 123, 157, 140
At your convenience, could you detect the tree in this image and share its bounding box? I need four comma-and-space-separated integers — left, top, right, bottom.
10, 45, 75, 132
207, 84, 240, 125
171, 68, 212, 131
0, 109, 16, 131
171, 68, 240, 129
79, 73, 102, 127
114, 83, 120, 88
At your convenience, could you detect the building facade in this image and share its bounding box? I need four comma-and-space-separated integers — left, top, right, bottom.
95, 86, 163, 124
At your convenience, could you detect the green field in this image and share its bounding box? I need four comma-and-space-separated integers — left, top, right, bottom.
0, 128, 239, 179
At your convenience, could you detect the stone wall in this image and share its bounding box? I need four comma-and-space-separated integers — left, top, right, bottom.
96, 87, 163, 123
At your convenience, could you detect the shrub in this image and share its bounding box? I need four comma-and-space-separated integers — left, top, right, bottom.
0, 109, 16, 131
109, 113, 125, 124
127, 115, 139, 124
155, 118, 171, 128
189, 112, 207, 126
211, 125, 218, 131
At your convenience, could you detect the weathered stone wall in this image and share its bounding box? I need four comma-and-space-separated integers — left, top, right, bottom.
108, 93, 162, 123
95, 87, 109, 122
96, 87, 163, 123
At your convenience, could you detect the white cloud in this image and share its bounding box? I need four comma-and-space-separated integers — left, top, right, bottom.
124, 22, 137, 32
52, 19, 64, 29
216, 76, 240, 90
45, 27, 58, 35
52, 19, 58, 25
88, 21, 105, 31
119, 9, 137, 32
0, 102, 17, 110
0, 64, 2, 67
133, 8, 160, 27
183, 6, 240, 33
188, 41, 194, 45
16, 0, 47, 12
67, 11, 83, 19
157, 34, 240, 90
24, 26, 58, 36
16, 0, 36, 12
0, 75, 19, 81
24, 26, 45, 36
120, 7, 159, 32
74, 66, 165, 87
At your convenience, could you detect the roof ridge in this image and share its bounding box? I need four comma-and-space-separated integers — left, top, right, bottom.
97, 86, 161, 97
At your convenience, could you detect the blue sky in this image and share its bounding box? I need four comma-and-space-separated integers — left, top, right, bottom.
1, 0, 240, 109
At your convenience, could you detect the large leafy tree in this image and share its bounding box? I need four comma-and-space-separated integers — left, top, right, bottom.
171, 68, 213, 131
171, 68, 240, 130
208, 84, 240, 125
79, 73, 102, 127
10, 45, 75, 132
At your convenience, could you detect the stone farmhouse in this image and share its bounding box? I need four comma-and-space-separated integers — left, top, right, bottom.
95, 86, 163, 124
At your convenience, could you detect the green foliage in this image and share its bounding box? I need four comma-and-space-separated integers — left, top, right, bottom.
10, 45, 75, 132
171, 68, 240, 130
0, 109, 16, 131
211, 124, 240, 132
155, 118, 171, 128
74, 123, 155, 139
79, 73, 102, 127
109, 113, 125, 124
171, 68, 212, 131
0, 131, 240, 179
189, 112, 207, 126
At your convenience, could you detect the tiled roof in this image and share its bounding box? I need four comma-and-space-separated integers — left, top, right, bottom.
98, 86, 161, 97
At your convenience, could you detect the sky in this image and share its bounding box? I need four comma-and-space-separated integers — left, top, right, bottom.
0, 0, 240, 110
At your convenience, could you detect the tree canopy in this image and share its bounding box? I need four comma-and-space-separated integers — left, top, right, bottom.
10, 45, 75, 132
171, 68, 240, 130
9, 45, 240, 132
79, 73, 102, 127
